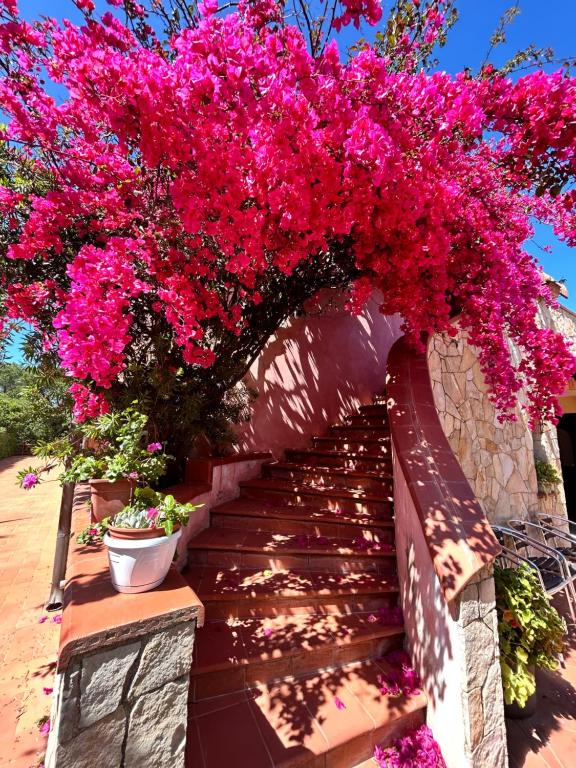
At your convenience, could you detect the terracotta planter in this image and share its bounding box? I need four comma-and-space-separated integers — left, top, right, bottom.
107, 523, 181, 540
504, 689, 537, 719
89, 478, 135, 523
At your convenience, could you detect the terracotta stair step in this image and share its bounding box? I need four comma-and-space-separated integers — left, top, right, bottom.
239, 479, 393, 516
184, 565, 400, 619
312, 436, 392, 457
210, 500, 394, 539
264, 462, 392, 494
328, 426, 390, 441
190, 614, 405, 698
359, 404, 389, 416
185, 659, 426, 768
344, 414, 389, 427
285, 449, 392, 473
187, 527, 396, 572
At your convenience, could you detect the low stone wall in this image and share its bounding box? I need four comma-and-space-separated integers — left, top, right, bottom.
47, 621, 195, 768
46, 500, 204, 768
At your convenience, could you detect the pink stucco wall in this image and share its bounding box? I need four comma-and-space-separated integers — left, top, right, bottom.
235, 291, 403, 457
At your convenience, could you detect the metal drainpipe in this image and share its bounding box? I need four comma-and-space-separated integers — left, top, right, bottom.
44, 480, 75, 612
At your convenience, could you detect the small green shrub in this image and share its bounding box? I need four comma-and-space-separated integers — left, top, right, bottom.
535, 459, 562, 490
0, 428, 19, 459
494, 563, 566, 708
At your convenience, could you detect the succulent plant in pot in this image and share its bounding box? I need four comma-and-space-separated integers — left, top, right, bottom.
103, 487, 201, 593
494, 563, 566, 718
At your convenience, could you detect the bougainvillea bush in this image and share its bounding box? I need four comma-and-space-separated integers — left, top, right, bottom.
0, 0, 575, 455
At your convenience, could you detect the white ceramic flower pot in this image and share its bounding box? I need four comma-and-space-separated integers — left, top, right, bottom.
103, 529, 181, 594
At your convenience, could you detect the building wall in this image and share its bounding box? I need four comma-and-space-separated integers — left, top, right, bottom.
235, 291, 403, 457
428, 300, 576, 523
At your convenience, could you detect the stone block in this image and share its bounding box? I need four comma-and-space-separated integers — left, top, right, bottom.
471, 724, 508, 768
128, 622, 195, 699
461, 619, 494, 691
50, 707, 126, 768
59, 663, 81, 743
80, 642, 140, 728
125, 676, 188, 768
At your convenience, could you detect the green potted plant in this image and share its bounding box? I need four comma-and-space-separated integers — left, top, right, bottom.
17, 405, 172, 521
534, 459, 562, 495
101, 487, 201, 593
494, 563, 566, 718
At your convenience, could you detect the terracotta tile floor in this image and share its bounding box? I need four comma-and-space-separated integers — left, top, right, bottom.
0, 456, 62, 768
506, 596, 576, 768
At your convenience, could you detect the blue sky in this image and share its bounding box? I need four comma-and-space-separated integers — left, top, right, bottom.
5, 0, 576, 361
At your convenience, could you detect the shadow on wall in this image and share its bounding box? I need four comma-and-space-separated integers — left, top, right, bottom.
236, 292, 403, 457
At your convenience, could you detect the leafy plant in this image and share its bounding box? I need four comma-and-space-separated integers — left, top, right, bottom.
494, 564, 566, 708
17, 404, 172, 489
535, 459, 562, 491
0, 363, 71, 456
76, 521, 107, 546
110, 486, 201, 536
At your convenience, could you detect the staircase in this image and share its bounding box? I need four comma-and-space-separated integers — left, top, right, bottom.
183, 397, 426, 768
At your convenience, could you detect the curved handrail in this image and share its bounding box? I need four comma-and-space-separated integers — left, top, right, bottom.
387, 336, 501, 602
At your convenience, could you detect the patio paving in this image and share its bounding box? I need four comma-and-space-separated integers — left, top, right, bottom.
506, 596, 576, 768
0, 456, 62, 768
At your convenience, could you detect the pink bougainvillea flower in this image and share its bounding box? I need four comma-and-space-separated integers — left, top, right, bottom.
146, 507, 159, 520
263, 627, 274, 637
52, 615, 62, 624
146, 442, 162, 453
334, 696, 346, 710
42, 687, 53, 696
22, 473, 39, 490
0, 0, 575, 435
38, 719, 50, 736
374, 724, 446, 767
38, 616, 47, 624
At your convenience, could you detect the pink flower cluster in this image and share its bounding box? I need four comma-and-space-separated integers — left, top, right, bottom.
374, 724, 446, 768
22, 472, 39, 490
0, 0, 575, 425
378, 649, 421, 697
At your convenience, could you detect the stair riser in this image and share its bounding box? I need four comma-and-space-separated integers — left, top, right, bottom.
285, 451, 392, 474
211, 513, 395, 541
264, 466, 393, 495
188, 548, 396, 573
313, 438, 392, 456
198, 593, 400, 620
359, 405, 389, 416
345, 415, 389, 427
240, 487, 393, 516
190, 632, 404, 701
329, 427, 390, 441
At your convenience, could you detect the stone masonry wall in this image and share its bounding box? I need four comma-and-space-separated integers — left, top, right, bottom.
46, 621, 196, 768
456, 566, 508, 767
428, 331, 566, 522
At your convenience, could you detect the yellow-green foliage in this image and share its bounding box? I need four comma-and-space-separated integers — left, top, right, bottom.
495, 564, 566, 708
